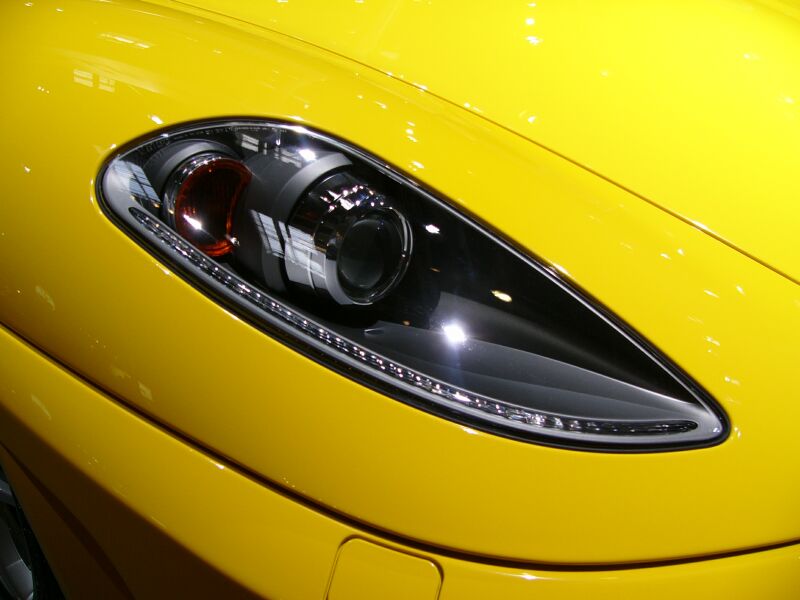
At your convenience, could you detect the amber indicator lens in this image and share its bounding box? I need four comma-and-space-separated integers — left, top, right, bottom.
173, 157, 251, 257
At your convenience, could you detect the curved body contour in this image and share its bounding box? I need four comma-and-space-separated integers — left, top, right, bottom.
1, 0, 799, 597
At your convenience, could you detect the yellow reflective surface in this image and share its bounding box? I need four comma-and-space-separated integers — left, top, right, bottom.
1, 0, 800, 574
185, 0, 800, 284
327, 539, 441, 600
0, 325, 340, 599
3, 325, 800, 598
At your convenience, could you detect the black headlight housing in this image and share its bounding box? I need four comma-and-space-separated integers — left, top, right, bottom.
100, 120, 728, 451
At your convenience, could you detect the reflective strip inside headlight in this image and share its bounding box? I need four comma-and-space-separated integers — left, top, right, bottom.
100, 120, 727, 451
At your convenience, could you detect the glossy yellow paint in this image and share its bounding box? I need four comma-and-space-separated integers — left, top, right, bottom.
0, 324, 341, 599
327, 539, 441, 600
1, 0, 800, 573
182, 0, 800, 284
3, 324, 800, 599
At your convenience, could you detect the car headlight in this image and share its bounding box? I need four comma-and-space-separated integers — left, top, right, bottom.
99, 120, 727, 451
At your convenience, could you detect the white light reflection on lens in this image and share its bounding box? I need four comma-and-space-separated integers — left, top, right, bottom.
442, 323, 467, 344
491, 290, 512, 303
425, 224, 440, 234
183, 215, 203, 231
298, 148, 317, 162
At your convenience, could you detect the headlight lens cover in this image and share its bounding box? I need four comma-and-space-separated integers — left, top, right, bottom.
100, 120, 727, 451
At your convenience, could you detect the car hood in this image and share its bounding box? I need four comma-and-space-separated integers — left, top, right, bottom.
184, 0, 800, 283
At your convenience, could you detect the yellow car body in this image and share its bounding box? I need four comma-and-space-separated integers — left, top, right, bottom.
1, 0, 799, 597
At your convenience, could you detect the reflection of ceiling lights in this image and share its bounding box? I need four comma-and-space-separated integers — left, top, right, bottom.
442, 323, 467, 344
491, 290, 512, 303
298, 148, 317, 162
